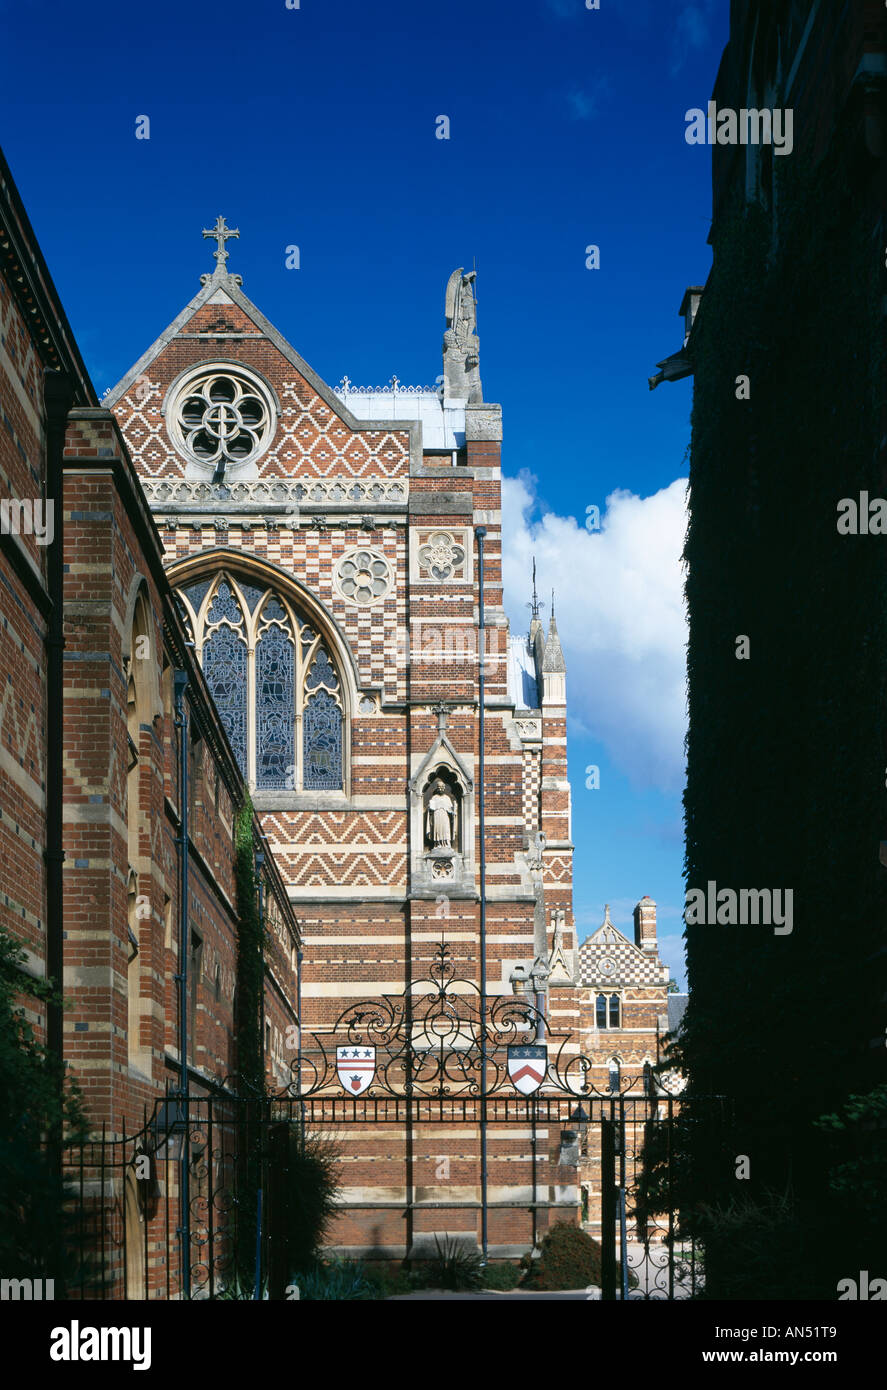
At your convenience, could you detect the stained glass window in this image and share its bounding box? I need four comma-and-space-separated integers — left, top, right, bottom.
203, 625, 248, 775
239, 583, 266, 613
183, 572, 345, 793
256, 622, 295, 789
303, 690, 342, 790
183, 579, 212, 616
207, 581, 242, 625
306, 648, 339, 692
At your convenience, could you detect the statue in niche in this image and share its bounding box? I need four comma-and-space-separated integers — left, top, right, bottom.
425, 774, 459, 853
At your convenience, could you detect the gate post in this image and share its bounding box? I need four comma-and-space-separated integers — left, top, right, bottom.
267, 1123, 290, 1300
601, 1115, 617, 1300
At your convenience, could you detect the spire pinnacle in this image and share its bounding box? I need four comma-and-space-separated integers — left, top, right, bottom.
542, 603, 566, 674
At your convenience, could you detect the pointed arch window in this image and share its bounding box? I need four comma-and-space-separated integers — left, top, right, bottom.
179, 572, 344, 792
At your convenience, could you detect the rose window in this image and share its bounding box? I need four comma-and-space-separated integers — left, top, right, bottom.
335, 549, 392, 605
167, 366, 275, 470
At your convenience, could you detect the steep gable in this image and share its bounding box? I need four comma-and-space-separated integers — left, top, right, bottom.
105, 272, 414, 485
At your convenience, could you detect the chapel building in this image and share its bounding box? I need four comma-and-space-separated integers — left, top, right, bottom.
104, 227, 588, 1257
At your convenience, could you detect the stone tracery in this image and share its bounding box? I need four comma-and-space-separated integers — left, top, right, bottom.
180, 571, 344, 791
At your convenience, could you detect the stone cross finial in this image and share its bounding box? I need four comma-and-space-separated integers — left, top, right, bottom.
202, 215, 240, 272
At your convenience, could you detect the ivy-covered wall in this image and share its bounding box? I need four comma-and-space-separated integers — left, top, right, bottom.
679, 65, 887, 1290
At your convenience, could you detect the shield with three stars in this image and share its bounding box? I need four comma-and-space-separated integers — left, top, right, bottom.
336, 1045, 376, 1096
507, 1044, 548, 1095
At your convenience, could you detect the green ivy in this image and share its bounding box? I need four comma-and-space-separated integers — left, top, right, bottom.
679, 104, 887, 1294
0, 926, 87, 1287
232, 795, 267, 1287
234, 794, 266, 1095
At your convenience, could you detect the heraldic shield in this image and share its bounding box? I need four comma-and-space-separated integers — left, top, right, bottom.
507, 1044, 547, 1095
336, 1046, 376, 1095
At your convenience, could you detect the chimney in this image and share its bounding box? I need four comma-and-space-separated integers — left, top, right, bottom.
633, 896, 657, 953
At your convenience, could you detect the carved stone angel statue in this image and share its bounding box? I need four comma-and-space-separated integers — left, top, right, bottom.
426, 778, 457, 850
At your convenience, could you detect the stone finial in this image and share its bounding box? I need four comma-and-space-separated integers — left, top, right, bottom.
542, 612, 566, 674
203, 215, 239, 271
200, 216, 243, 286
442, 267, 483, 403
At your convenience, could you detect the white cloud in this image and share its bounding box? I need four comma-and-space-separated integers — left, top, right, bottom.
501, 471, 688, 793
670, 0, 717, 75
564, 77, 610, 121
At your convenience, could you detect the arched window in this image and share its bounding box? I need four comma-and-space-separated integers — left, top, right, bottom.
596, 993, 608, 1030
608, 1058, 621, 1095
178, 571, 344, 792
595, 992, 621, 1029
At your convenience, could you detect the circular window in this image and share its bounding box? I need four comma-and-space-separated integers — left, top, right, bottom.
599, 957, 616, 976
335, 549, 392, 606
166, 365, 276, 471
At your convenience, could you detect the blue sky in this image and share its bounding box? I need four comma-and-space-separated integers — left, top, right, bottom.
1, 0, 730, 986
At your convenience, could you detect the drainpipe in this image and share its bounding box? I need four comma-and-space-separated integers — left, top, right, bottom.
43, 371, 73, 1100
43, 370, 72, 1287
296, 949, 304, 1148
256, 849, 265, 1087
173, 669, 191, 1299
475, 526, 488, 1264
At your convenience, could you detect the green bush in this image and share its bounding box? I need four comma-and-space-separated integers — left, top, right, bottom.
693, 1193, 817, 1301
213, 1275, 268, 1300
521, 1222, 603, 1291
410, 1235, 484, 1292
293, 1258, 374, 1300
481, 1261, 523, 1291
283, 1129, 342, 1278
0, 926, 87, 1290
363, 1262, 415, 1298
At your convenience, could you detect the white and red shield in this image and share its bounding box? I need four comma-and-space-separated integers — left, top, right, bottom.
507, 1044, 547, 1095
336, 1045, 376, 1096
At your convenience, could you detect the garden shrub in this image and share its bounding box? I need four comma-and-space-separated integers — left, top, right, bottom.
521, 1222, 603, 1291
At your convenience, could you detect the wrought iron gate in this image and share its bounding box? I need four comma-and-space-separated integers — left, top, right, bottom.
58, 943, 711, 1299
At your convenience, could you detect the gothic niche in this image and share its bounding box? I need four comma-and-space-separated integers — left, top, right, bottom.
423, 768, 462, 873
